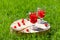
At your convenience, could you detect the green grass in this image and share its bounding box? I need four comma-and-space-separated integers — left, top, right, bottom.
0, 0, 60, 40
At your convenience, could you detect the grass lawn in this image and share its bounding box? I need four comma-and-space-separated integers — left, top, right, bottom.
0, 0, 60, 40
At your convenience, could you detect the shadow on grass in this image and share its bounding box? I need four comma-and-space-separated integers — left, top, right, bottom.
14, 29, 50, 36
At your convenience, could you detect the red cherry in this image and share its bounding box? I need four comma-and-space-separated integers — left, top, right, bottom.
17, 22, 21, 27
14, 26, 16, 28
26, 29, 29, 32
38, 10, 45, 18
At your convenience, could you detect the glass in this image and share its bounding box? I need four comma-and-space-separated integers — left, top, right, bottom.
29, 13, 37, 27
37, 8, 45, 24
